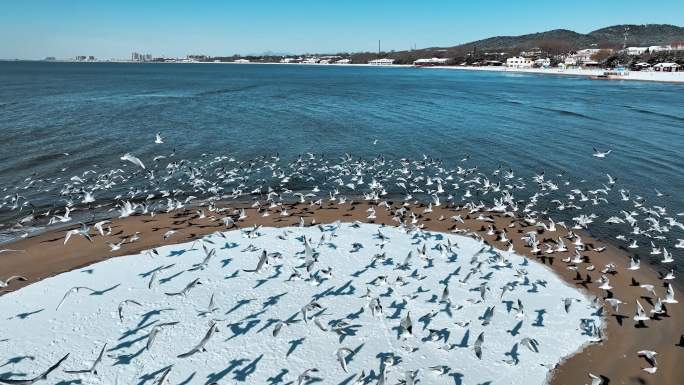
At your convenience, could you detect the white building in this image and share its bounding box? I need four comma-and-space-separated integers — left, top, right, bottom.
302, 57, 319, 64
233, 59, 250, 63
413, 57, 449, 66
653, 62, 681, 72
625, 47, 649, 55
279, 58, 295, 63
534, 58, 551, 67
335, 59, 352, 64
368, 58, 395, 65
506, 56, 533, 68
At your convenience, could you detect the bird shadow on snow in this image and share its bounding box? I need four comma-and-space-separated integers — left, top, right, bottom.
9, 308, 44, 320
532, 309, 546, 327
176, 371, 196, 385
112, 346, 146, 366
205, 360, 246, 385
286, 337, 306, 357
89, 283, 121, 296
266, 368, 289, 385
226, 319, 260, 341
137, 365, 173, 385
0, 356, 34, 368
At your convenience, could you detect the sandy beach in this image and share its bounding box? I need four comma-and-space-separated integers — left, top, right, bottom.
1, 200, 681, 384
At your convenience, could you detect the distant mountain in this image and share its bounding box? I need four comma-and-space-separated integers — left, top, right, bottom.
588, 24, 684, 46
357, 24, 684, 65
448, 24, 684, 52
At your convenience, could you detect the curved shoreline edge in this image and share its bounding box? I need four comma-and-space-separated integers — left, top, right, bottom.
0, 200, 682, 384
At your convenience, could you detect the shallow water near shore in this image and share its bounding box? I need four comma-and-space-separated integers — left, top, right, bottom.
0, 61, 683, 269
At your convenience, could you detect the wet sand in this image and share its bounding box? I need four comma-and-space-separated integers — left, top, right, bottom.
0, 200, 682, 384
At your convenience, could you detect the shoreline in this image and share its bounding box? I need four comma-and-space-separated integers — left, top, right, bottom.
0, 200, 682, 384
5, 60, 682, 83
426, 65, 684, 84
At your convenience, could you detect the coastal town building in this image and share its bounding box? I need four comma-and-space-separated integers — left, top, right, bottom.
653, 62, 681, 72
625, 47, 649, 55
302, 57, 319, 64
575, 49, 603, 61
368, 58, 395, 65
413, 57, 449, 66
233, 59, 250, 63
624, 44, 684, 55
563, 57, 578, 67
581, 60, 601, 68
131, 52, 152, 62
506, 56, 533, 68
74, 55, 97, 62
520, 49, 543, 57
534, 58, 551, 68
335, 58, 352, 64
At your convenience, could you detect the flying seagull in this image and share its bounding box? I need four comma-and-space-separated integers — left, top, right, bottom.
592, 148, 611, 158
0, 353, 69, 384
177, 321, 219, 358
0, 276, 27, 288
117, 300, 143, 322
64, 344, 106, 375
56, 286, 96, 311
335, 347, 354, 372
120, 153, 146, 169
146, 322, 180, 350
474, 331, 484, 359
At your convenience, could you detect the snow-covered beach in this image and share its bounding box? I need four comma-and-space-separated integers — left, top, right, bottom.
0, 200, 682, 385
428, 65, 684, 83
0, 223, 600, 385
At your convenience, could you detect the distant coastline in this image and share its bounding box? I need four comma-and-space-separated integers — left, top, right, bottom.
5, 59, 681, 83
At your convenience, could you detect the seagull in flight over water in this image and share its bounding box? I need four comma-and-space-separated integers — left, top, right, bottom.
592, 147, 611, 158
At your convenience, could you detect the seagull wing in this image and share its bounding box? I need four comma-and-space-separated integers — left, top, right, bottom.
474, 332, 484, 359
121, 153, 146, 169
0, 353, 70, 384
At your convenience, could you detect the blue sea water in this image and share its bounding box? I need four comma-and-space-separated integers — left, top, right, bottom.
0, 61, 682, 264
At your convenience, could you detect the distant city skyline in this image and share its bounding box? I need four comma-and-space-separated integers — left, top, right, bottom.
1, 0, 683, 60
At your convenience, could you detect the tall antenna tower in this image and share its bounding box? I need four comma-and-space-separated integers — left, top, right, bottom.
623, 26, 630, 49
378, 40, 381, 57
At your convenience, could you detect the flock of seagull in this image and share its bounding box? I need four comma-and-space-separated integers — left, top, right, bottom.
0, 135, 681, 385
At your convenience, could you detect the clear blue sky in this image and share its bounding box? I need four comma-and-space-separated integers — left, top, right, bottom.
1, 0, 682, 59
